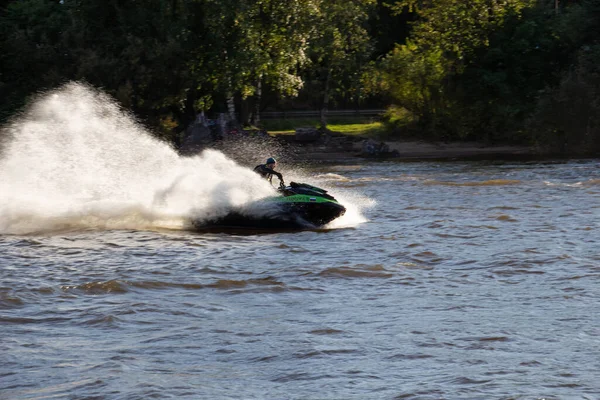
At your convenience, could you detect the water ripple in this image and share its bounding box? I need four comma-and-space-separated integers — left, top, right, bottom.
4, 160, 600, 399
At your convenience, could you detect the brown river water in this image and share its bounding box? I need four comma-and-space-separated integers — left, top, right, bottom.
3, 159, 600, 399
1, 84, 600, 399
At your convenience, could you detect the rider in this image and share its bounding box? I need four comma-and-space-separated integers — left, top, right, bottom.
254, 157, 284, 185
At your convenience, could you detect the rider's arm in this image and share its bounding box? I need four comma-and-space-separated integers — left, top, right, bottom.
264, 166, 283, 181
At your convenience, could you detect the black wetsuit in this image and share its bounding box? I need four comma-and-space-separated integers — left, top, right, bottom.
253, 164, 283, 183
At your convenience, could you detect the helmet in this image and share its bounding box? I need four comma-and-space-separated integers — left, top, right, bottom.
266, 157, 276, 165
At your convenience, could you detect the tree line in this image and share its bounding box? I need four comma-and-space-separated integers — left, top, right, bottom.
1, 0, 599, 153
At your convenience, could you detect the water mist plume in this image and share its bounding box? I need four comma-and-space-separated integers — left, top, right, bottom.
0, 83, 275, 234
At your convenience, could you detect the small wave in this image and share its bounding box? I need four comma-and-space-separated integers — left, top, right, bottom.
13, 239, 44, 247
487, 205, 519, 210
466, 224, 499, 230
318, 265, 392, 279
477, 336, 510, 342
543, 180, 600, 188
434, 233, 477, 239
61, 277, 288, 295
520, 360, 542, 366
81, 314, 122, 327
394, 389, 445, 399
0, 292, 25, 309
0, 316, 71, 324
409, 251, 444, 265
131, 281, 205, 290
387, 353, 435, 360
309, 328, 344, 335
313, 173, 350, 182
208, 279, 248, 289
449, 377, 493, 385
9, 378, 105, 399
424, 179, 521, 186
544, 180, 584, 187
583, 179, 600, 186
293, 348, 359, 359
494, 214, 518, 222
334, 176, 411, 187
546, 382, 583, 389
396, 262, 433, 270
62, 280, 129, 294
492, 268, 545, 277
207, 277, 286, 290
272, 372, 336, 383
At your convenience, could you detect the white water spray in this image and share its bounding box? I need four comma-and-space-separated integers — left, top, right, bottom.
0, 83, 370, 235
0, 83, 276, 234
310, 175, 374, 229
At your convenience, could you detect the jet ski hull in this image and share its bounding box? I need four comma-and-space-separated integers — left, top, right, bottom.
277, 200, 346, 226
191, 182, 346, 231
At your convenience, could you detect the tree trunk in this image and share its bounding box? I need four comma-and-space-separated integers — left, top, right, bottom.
226, 91, 236, 123
240, 98, 250, 126
253, 75, 262, 126
223, 52, 237, 124
320, 68, 332, 129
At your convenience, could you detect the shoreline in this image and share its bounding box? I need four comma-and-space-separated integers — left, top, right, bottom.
280, 137, 538, 163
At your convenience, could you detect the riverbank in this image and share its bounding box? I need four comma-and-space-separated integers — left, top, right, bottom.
273, 132, 536, 162
181, 118, 539, 163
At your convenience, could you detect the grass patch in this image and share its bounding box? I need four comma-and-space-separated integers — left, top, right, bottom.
262, 118, 320, 133
262, 117, 385, 138
329, 122, 384, 136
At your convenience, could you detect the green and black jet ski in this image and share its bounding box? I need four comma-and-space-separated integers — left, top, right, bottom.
191, 181, 346, 230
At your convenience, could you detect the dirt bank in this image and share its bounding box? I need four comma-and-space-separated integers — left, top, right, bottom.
385, 140, 534, 160
278, 135, 536, 162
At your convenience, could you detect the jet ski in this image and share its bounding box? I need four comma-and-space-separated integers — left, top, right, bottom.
191, 181, 346, 231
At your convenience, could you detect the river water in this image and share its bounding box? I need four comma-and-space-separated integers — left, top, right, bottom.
2, 85, 600, 399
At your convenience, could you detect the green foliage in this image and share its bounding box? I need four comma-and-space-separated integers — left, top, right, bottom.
380, 41, 446, 127
524, 0, 600, 153
375, 0, 600, 150
0, 0, 369, 133
528, 43, 600, 153
448, 5, 565, 142
0, 0, 198, 135
2, 0, 600, 153
380, 105, 418, 138
379, 0, 538, 139
304, 0, 376, 126
0, 0, 70, 119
